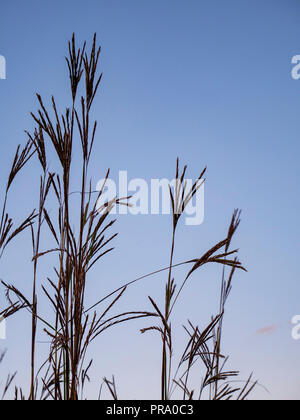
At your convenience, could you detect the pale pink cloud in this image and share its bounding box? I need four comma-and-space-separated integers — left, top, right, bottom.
256, 325, 278, 336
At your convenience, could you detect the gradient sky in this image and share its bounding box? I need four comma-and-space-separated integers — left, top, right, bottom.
0, 0, 300, 400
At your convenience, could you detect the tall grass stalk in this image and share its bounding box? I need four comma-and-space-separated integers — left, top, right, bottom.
0, 34, 257, 401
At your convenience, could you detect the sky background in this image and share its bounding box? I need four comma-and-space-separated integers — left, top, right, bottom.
0, 0, 300, 400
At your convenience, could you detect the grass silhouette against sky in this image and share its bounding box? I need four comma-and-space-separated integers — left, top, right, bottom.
0, 0, 300, 400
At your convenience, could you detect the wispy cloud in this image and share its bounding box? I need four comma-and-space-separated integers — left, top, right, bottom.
256, 325, 278, 336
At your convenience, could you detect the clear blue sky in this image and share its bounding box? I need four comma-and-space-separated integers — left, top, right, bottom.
0, 0, 300, 400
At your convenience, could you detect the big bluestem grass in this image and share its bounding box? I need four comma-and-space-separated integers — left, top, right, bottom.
140, 162, 256, 400
0, 34, 256, 400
